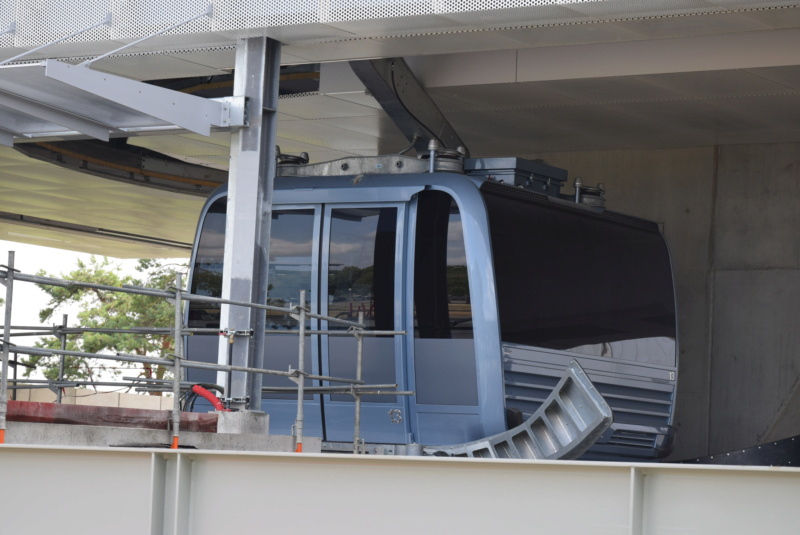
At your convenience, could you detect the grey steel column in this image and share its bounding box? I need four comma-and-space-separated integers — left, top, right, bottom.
218, 37, 281, 411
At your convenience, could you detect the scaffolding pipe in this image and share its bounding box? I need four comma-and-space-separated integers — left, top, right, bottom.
0, 325, 55, 331
0, 260, 409, 449
293, 290, 307, 452
4, 271, 366, 329
170, 273, 184, 449
0, 327, 396, 337
264, 384, 400, 393
11, 353, 16, 401
2, 331, 60, 338
0, 251, 14, 444
55, 327, 218, 335
6, 379, 183, 389
13, 272, 174, 299
353, 311, 365, 454
56, 314, 67, 404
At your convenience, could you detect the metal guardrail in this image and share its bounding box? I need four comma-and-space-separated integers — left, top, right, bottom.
0, 251, 409, 452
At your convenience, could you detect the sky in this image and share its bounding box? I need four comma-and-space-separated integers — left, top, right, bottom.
0, 239, 143, 326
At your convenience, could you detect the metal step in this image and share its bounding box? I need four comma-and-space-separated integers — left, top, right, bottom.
424, 360, 613, 459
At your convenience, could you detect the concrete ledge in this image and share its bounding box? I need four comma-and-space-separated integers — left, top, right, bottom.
5, 421, 320, 453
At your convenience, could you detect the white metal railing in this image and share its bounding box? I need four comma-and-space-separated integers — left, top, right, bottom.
0, 251, 409, 452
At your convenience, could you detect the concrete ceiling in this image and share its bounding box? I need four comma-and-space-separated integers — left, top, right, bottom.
2, 1, 800, 257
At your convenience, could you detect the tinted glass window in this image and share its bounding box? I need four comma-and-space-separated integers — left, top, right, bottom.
414, 191, 472, 339
188, 201, 315, 330
482, 184, 676, 366
266, 210, 315, 330
188, 198, 225, 328
327, 207, 397, 331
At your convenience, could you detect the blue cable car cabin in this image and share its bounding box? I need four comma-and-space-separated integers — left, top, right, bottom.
186, 155, 678, 461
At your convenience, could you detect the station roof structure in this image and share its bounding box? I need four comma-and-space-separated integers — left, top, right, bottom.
1, 0, 800, 257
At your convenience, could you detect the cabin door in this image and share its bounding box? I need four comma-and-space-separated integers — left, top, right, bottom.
320, 203, 411, 444
261, 206, 324, 436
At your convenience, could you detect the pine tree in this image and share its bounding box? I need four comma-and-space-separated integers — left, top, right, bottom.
22, 257, 186, 393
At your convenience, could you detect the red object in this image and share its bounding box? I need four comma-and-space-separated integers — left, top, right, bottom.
191, 385, 229, 411
295, 443, 303, 453
7, 400, 218, 432
170, 436, 179, 449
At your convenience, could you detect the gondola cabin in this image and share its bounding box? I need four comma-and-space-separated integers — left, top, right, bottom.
186, 155, 678, 460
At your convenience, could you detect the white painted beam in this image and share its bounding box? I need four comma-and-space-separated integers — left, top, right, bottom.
43, 60, 237, 136
1, 445, 800, 535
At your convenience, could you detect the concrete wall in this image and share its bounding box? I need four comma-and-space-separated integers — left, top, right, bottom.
535, 142, 800, 459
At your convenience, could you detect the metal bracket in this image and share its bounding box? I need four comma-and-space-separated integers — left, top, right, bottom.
218, 328, 254, 344
287, 368, 308, 386
289, 304, 309, 323
349, 57, 469, 157
0, 264, 18, 288
1, 22, 15, 36
43, 60, 241, 136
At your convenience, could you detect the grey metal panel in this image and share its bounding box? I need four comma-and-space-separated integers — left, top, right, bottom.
328, 337, 397, 404
415, 411, 483, 444
414, 339, 478, 406
503, 343, 677, 388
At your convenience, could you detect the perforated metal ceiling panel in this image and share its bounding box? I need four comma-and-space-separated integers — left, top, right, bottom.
2, 1, 799, 60
1, 1, 800, 257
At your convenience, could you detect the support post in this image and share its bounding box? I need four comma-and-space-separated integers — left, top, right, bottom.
218, 37, 281, 411
294, 289, 307, 453
171, 273, 184, 449
353, 311, 365, 454
1, 251, 14, 443
56, 314, 67, 404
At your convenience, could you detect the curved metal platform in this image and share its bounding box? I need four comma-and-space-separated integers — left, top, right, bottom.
424, 360, 613, 459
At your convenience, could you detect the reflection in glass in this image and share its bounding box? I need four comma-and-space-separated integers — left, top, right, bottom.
189, 198, 225, 328
266, 210, 315, 330
414, 191, 473, 339
188, 203, 315, 330
327, 207, 397, 330
482, 184, 676, 367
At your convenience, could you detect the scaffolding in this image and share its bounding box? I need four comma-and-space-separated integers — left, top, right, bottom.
0, 251, 409, 452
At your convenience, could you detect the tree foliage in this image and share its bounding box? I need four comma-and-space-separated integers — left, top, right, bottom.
23, 257, 186, 390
